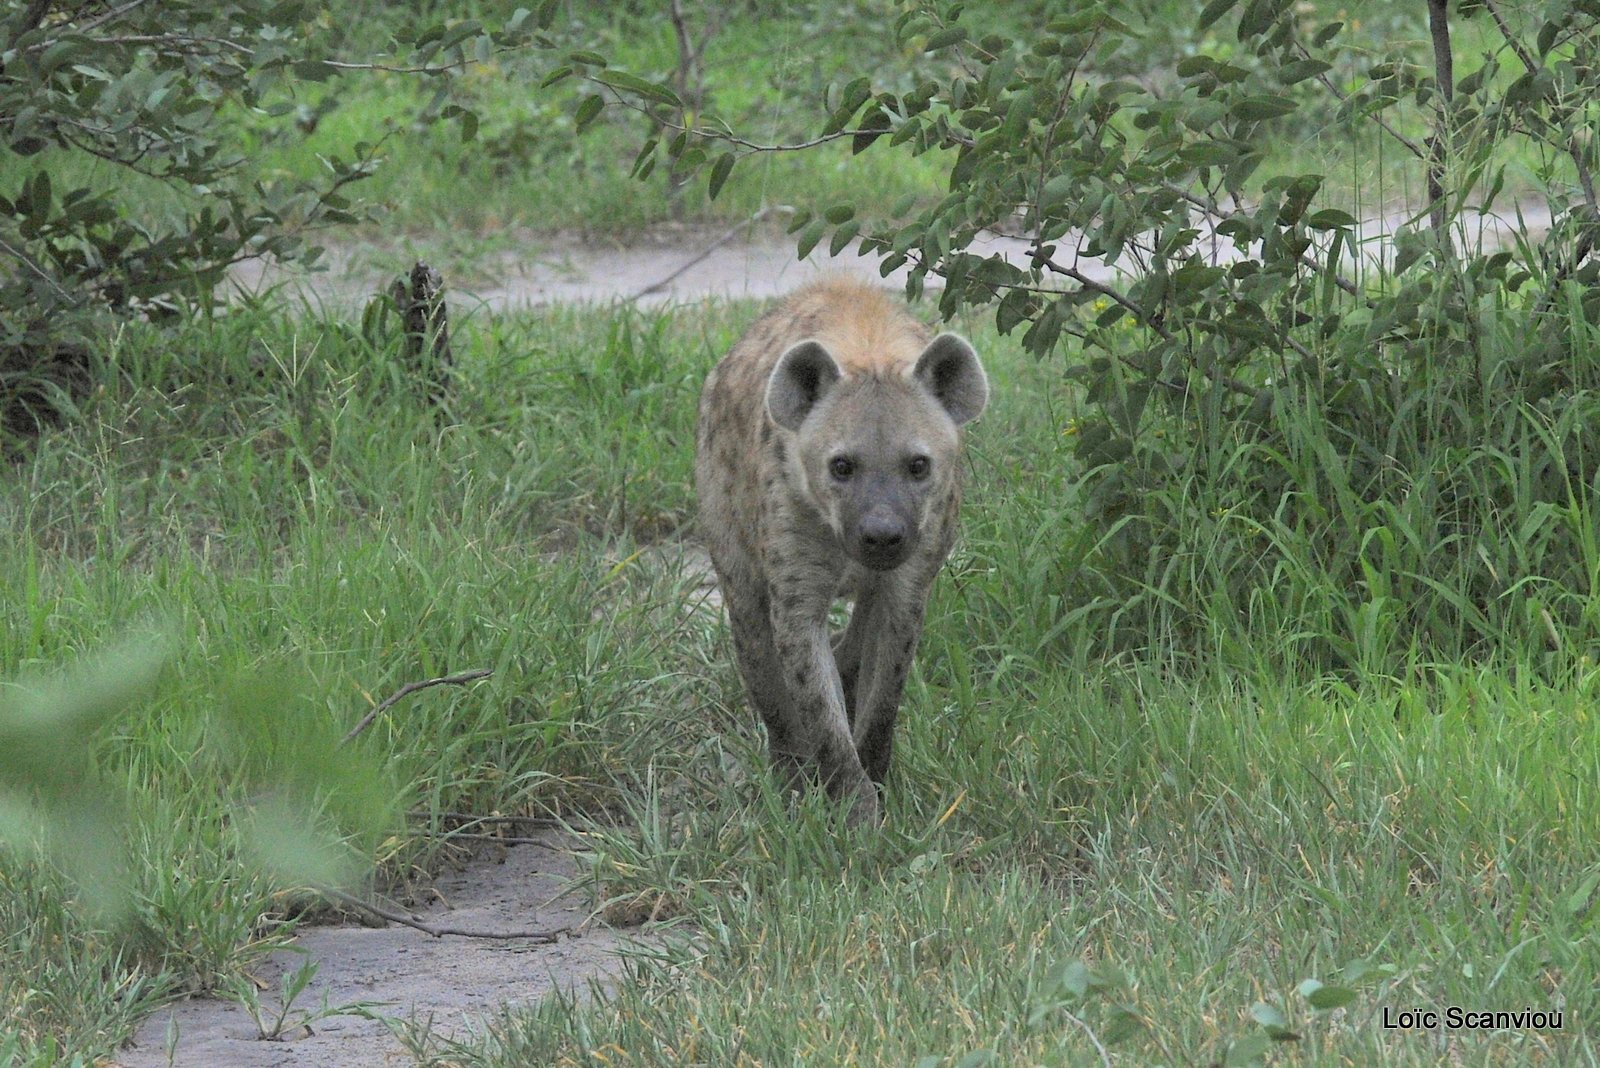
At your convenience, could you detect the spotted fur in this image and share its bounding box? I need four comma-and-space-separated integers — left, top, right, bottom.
694, 278, 989, 826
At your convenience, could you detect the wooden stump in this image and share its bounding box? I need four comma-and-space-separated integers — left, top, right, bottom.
391, 261, 453, 405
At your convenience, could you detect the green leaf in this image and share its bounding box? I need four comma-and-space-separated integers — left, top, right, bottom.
824, 203, 857, 225
1236, 0, 1288, 38
291, 59, 335, 82
1181, 141, 1241, 167
1198, 0, 1241, 31
829, 220, 861, 256
1393, 230, 1426, 274
1096, 302, 1129, 328
926, 26, 968, 51
1040, 174, 1074, 210
575, 94, 605, 133
1299, 979, 1358, 1010
1002, 88, 1035, 139
707, 152, 736, 200
1232, 96, 1297, 121
1565, 868, 1600, 916
38, 38, 82, 76
1055, 959, 1092, 998
823, 76, 873, 135
996, 289, 1033, 334
1225, 1033, 1272, 1066
853, 126, 889, 154
1279, 59, 1332, 85
1537, 19, 1560, 56
628, 136, 658, 178
1249, 1001, 1291, 1034
796, 219, 827, 259
1306, 208, 1357, 229
594, 69, 681, 107
539, 64, 573, 88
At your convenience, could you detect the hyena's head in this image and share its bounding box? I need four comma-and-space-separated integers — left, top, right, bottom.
765, 333, 988, 572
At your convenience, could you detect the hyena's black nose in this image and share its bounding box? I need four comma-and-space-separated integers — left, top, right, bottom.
859, 515, 909, 569
862, 516, 904, 549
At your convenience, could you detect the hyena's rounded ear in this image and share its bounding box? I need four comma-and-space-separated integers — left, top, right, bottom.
766, 340, 842, 431
913, 333, 988, 425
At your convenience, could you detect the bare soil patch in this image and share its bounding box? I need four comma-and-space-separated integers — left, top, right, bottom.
114, 833, 654, 1068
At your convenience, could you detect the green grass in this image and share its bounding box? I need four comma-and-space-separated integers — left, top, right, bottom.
439, 668, 1599, 1067
0, 301, 735, 1063
3, 294, 1597, 1065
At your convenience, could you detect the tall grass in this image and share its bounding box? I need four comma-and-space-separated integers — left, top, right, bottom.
0, 301, 739, 1064
5, 289, 1599, 1065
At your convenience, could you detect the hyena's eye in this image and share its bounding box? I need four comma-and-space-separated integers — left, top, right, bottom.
829, 456, 855, 481
907, 456, 931, 480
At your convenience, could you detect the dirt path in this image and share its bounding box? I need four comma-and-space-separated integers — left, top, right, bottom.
228, 224, 1048, 313
114, 834, 652, 1068
230, 204, 1552, 315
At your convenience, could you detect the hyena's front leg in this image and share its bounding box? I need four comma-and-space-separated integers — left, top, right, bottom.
832, 591, 873, 731
767, 571, 879, 826
721, 582, 808, 793
850, 575, 933, 786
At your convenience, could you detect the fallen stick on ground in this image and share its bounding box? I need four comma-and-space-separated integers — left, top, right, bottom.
406, 810, 574, 829
318, 885, 578, 943
629, 204, 793, 301
404, 829, 552, 846
341, 668, 495, 746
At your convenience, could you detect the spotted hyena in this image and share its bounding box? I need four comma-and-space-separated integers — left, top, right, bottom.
695, 277, 989, 826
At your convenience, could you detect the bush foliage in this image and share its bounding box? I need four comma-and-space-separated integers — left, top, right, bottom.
590, 0, 1600, 667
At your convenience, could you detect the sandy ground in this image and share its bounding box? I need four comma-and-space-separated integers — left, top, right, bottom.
114, 834, 654, 1068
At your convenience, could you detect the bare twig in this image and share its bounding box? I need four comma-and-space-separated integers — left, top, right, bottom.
667, 0, 698, 111
1041, 259, 1170, 340
1158, 182, 1363, 298
318, 886, 576, 942
407, 811, 566, 829
630, 205, 793, 300
16, 0, 54, 36
1480, 0, 1540, 76
1060, 1007, 1113, 1068
23, 32, 254, 55
606, 92, 972, 153
1306, 69, 1427, 161
341, 668, 494, 745
320, 45, 525, 76
0, 233, 81, 306
74, 0, 154, 34
1425, 0, 1455, 241
405, 829, 552, 845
